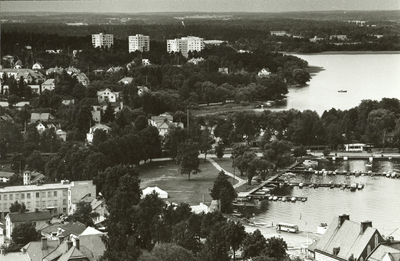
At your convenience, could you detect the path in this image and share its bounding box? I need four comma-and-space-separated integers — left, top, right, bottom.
207, 158, 247, 189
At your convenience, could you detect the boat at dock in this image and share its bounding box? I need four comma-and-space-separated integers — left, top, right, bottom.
291, 197, 297, 202
338, 90, 347, 93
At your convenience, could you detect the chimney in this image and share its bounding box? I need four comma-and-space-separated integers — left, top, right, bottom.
360, 221, 372, 235
74, 238, 80, 250
41, 237, 48, 250
338, 214, 350, 228
67, 241, 73, 250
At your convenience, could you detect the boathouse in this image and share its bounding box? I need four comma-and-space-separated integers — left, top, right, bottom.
311, 214, 385, 261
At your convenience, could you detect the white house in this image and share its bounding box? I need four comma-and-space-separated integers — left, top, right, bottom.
86, 123, 111, 143
6, 210, 52, 239
36, 122, 56, 134
32, 63, 43, 71
258, 68, 271, 77
97, 88, 119, 103
41, 79, 56, 91
118, 77, 134, 85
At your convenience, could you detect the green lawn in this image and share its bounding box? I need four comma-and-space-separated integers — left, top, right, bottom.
138, 159, 236, 205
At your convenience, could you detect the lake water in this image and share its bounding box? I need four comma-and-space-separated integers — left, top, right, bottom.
251, 159, 400, 239
273, 53, 400, 114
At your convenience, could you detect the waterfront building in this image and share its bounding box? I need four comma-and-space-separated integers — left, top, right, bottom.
309, 214, 385, 261
128, 34, 150, 52
167, 36, 204, 57
92, 33, 114, 48
0, 180, 96, 219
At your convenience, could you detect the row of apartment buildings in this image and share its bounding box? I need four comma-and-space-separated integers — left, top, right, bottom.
92, 33, 204, 57
0, 174, 96, 219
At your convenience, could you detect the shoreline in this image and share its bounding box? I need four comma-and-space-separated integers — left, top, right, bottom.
289, 50, 400, 55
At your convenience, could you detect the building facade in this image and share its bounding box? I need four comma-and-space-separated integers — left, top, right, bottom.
92, 33, 114, 48
128, 34, 150, 53
0, 180, 96, 219
167, 36, 204, 57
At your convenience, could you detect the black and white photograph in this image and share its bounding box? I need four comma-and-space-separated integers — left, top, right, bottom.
0, 0, 400, 260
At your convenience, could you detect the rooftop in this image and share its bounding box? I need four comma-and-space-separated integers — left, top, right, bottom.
8, 210, 52, 223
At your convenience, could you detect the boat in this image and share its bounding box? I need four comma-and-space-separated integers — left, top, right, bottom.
366, 163, 372, 167
338, 90, 347, 93
291, 197, 297, 202
273, 196, 278, 201
299, 183, 304, 188
282, 196, 287, 202
350, 184, 357, 192
232, 197, 261, 207
358, 183, 364, 190
269, 196, 273, 200
309, 183, 315, 188
301, 197, 307, 202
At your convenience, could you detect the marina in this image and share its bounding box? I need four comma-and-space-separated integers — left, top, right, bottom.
233, 156, 400, 239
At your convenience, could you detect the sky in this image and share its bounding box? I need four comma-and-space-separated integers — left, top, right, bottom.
1, 0, 400, 13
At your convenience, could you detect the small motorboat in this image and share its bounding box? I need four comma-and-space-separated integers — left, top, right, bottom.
282, 196, 287, 202
303, 160, 318, 167
301, 197, 307, 202
291, 197, 297, 202
269, 196, 273, 200
273, 196, 278, 201
338, 90, 347, 93
358, 183, 364, 190
350, 184, 357, 192
299, 183, 304, 188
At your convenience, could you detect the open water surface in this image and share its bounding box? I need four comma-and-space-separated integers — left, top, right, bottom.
251, 159, 400, 239
272, 53, 400, 114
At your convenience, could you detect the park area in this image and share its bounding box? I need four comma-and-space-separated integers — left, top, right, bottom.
138, 157, 238, 205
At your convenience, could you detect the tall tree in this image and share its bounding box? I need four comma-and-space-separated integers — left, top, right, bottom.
242, 229, 267, 260
210, 170, 237, 214
224, 220, 247, 261
176, 141, 200, 180
68, 201, 99, 227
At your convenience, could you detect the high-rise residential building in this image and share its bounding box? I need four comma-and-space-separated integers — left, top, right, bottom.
167, 36, 205, 57
128, 34, 150, 52
92, 33, 114, 48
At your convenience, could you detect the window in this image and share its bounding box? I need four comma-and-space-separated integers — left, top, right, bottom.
42, 192, 46, 198
367, 245, 371, 255
42, 201, 46, 207
63, 190, 67, 196
375, 234, 379, 247
15, 194, 19, 200
54, 191, 57, 197
63, 199, 67, 205
54, 200, 57, 205
36, 192, 40, 198
9, 194, 13, 200
48, 191, 52, 197
27, 193, 31, 199
63, 207, 67, 213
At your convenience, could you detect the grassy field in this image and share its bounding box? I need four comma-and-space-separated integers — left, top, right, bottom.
138, 159, 237, 205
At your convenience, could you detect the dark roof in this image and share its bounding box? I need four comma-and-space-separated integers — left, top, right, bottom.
314, 216, 382, 260
8, 211, 52, 223
0, 171, 15, 178
58, 221, 87, 237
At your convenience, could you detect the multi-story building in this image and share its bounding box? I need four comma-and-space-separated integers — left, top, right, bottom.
167, 36, 205, 57
92, 33, 114, 48
128, 34, 150, 52
0, 180, 96, 219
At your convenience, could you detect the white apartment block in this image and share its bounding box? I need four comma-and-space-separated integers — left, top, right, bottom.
167, 36, 205, 57
0, 180, 96, 218
92, 33, 114, 48
129, 34, 150, 52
